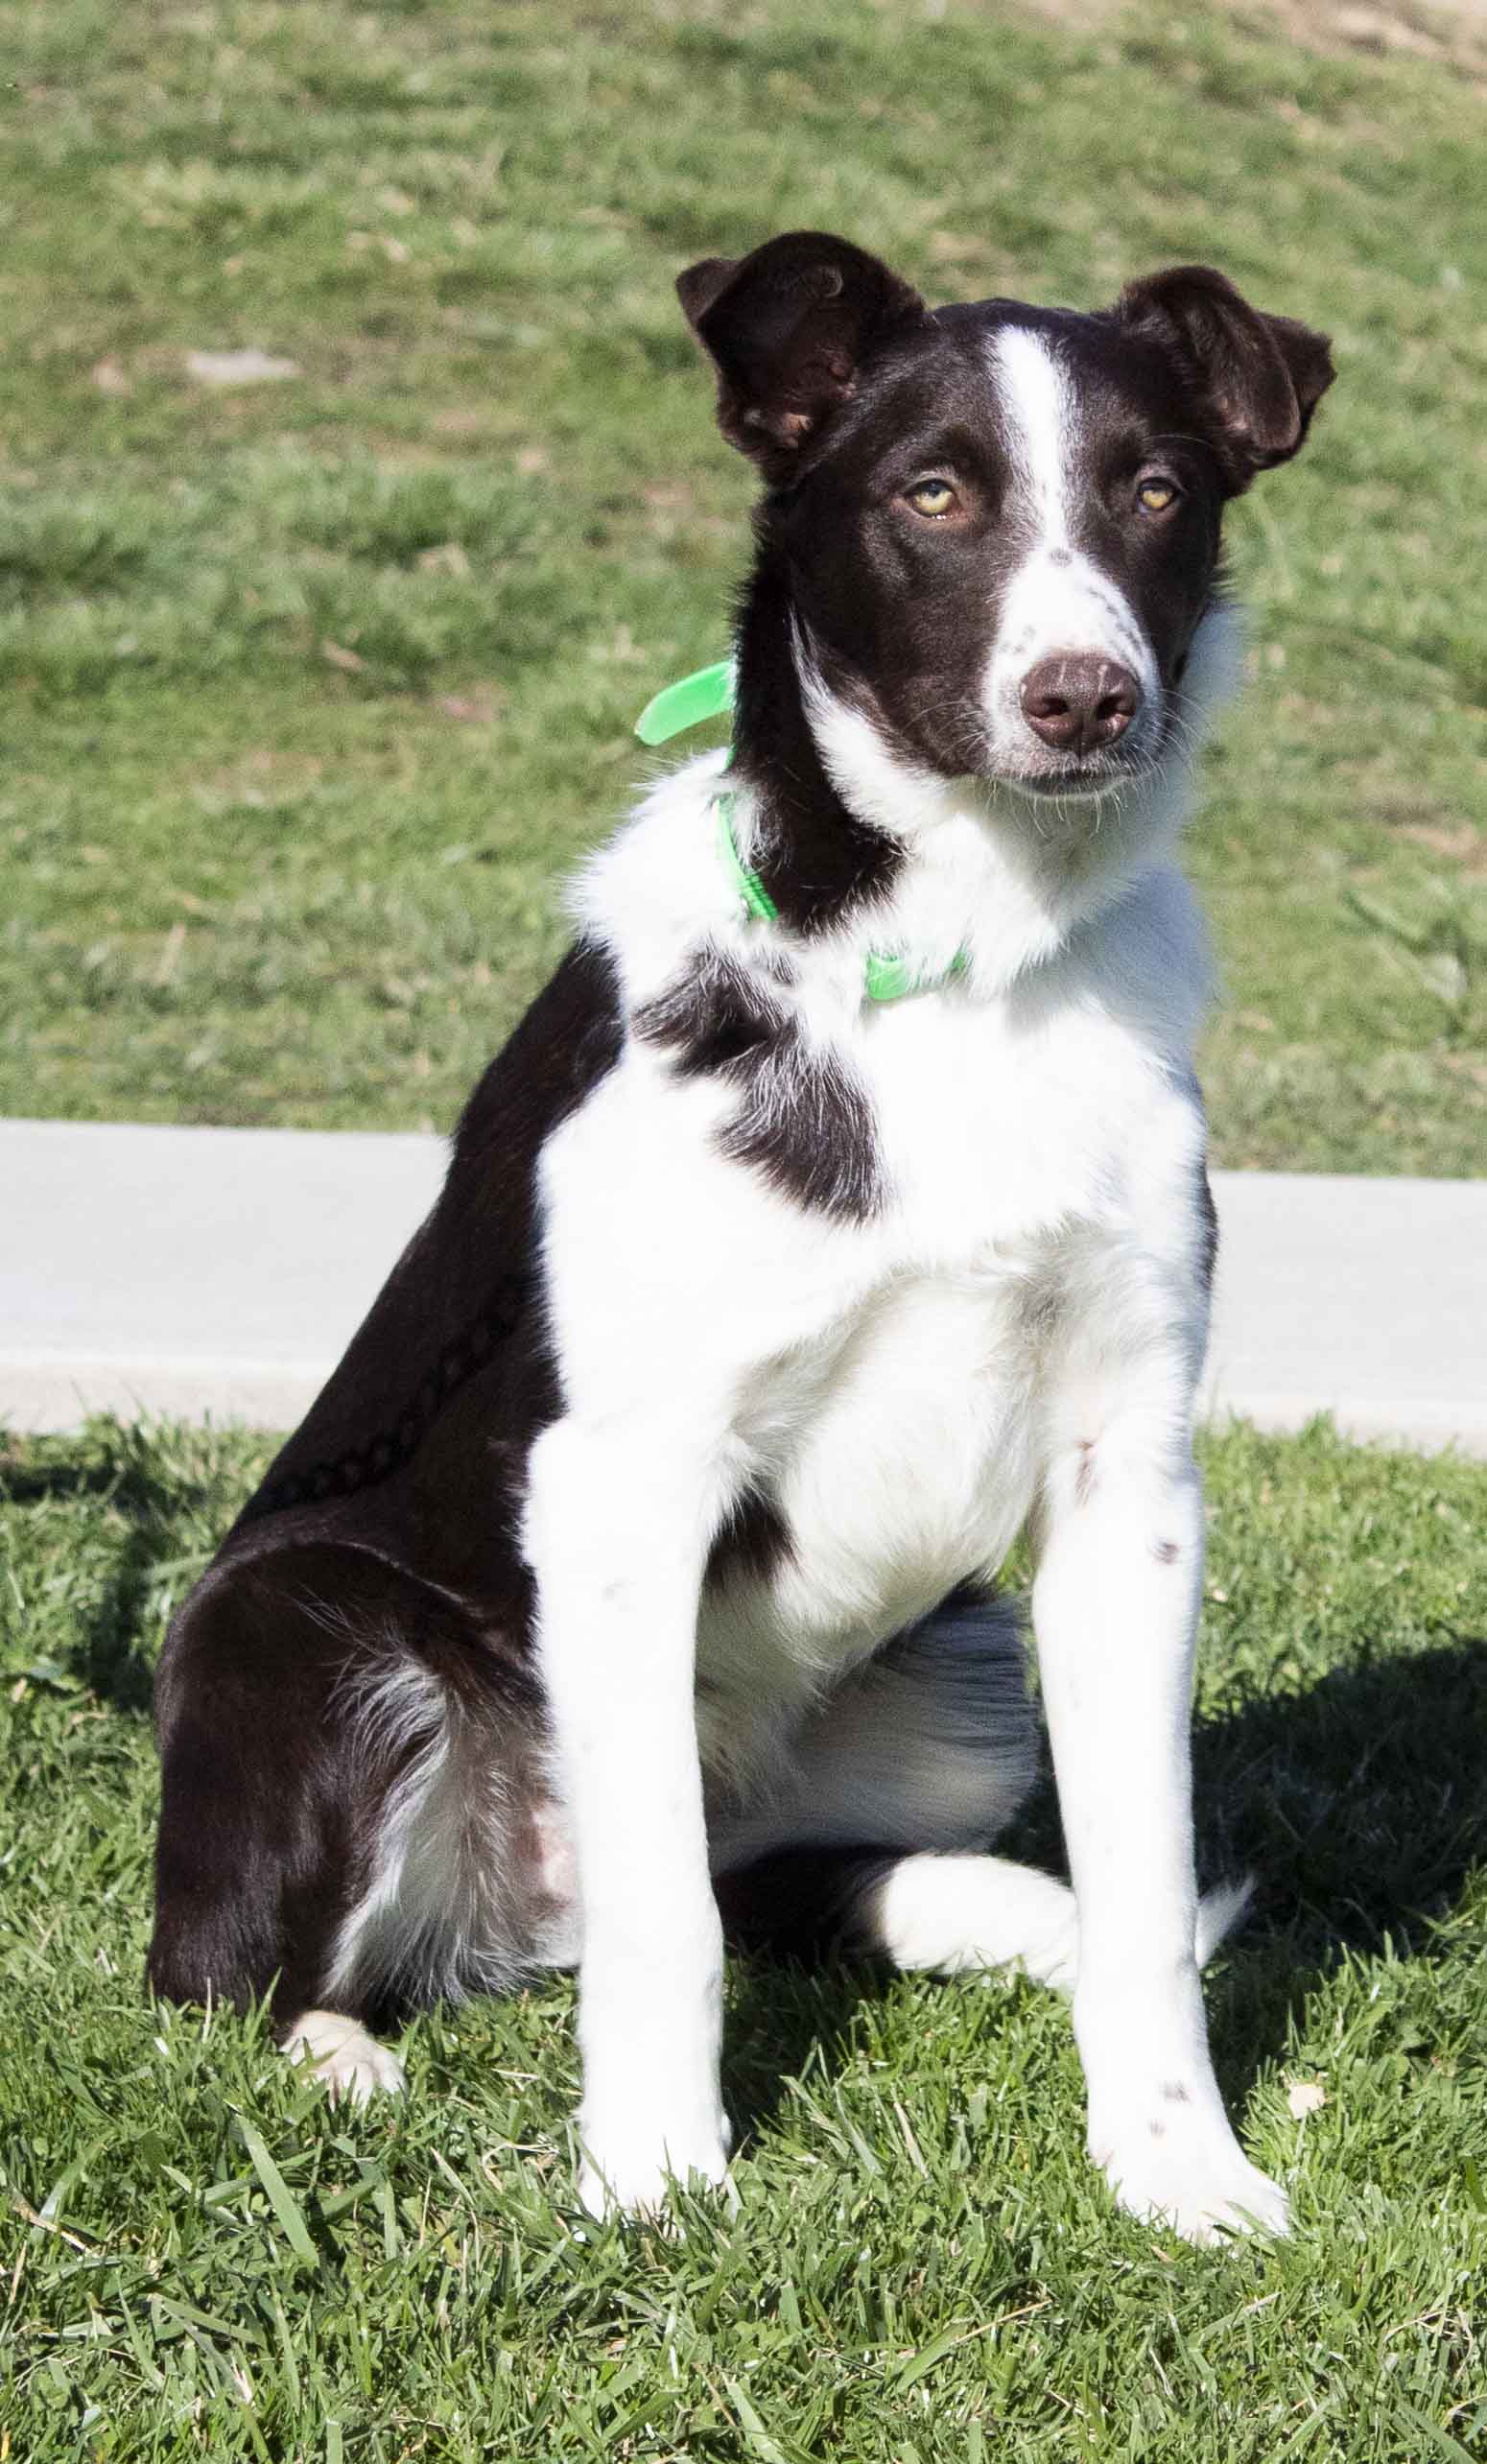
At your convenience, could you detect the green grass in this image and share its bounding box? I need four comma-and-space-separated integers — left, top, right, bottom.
1, 0, 1485, 1165
2, 1415, 1486, 2459
3, 6, 1486, 2454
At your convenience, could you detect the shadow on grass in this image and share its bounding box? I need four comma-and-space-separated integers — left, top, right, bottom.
719, 1634, 1487, 2139
1197, 1637, 1487, 2095
0, 1448, 171, 1514
723, 1955, 895, 2151
77, 1516, 179, 1715
0, 1438, 220, 1715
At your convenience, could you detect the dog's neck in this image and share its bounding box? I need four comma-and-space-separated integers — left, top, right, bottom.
729, 535, 1221, 995
728, 541, 905, 938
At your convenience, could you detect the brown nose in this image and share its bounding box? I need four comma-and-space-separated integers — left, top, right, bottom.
1020, 655, 1141, 754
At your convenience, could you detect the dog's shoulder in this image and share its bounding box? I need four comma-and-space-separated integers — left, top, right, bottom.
570, 748, 747, 1012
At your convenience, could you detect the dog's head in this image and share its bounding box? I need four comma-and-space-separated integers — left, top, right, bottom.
679, 232, 1333, 804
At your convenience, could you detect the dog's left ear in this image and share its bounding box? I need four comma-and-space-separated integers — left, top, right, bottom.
677, 230, 926, 479
1117, 265, 1334, 493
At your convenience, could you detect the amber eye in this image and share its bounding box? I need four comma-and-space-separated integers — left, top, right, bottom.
905, 476, 958, 518
1136, 475, 1179, 514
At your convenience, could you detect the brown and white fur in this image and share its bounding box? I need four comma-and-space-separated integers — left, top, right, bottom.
150, 232, 1333, 2242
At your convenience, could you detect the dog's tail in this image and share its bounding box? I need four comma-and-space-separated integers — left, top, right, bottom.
1193, 1871, 1255, 1968
718, 1849, 1256, 1993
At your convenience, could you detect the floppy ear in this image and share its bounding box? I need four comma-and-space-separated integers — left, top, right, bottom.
1117, 265, 1334, 493
677, 230, 927, 479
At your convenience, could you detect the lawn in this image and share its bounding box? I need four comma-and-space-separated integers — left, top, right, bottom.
2, 1415, 1486, 2458
5, 2, 1487, 2457
1, 0, 1484, 1168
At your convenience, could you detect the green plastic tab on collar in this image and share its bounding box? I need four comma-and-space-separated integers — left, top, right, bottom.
864, 946, 970, 1004
714, 791, 777, 924
634, 659, 735, 746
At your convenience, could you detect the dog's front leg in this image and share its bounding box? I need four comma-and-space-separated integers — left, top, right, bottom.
1032, 1418, 1288, 2242
527, 1416, 729, 2220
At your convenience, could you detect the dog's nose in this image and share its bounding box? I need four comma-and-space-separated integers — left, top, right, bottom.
1019, 656, 1141, 755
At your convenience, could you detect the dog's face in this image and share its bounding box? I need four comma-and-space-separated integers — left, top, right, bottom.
680, 234, 1333, 802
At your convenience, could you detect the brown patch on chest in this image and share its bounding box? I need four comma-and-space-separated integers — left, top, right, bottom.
636, 944, 886, 1224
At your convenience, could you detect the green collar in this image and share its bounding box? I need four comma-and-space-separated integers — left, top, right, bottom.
634, 661, 970, 1007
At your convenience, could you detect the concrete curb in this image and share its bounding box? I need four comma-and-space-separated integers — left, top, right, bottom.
2, 1118, 1483, 1455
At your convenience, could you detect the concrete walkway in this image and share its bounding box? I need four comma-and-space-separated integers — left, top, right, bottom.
2, 1117, 1483, 1454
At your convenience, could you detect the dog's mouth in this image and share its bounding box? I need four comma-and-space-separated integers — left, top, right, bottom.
981, 709, 1176, 805
1008, 767, 1132, 801
984, 752, 1158, 804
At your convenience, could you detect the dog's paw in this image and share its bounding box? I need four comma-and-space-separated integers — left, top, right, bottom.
1092, 2106, 1289, 2244
283, 2010, 407, 2107
577, 2111, 735, 2225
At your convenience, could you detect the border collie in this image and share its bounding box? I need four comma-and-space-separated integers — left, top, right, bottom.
150, 231, 1332, 2242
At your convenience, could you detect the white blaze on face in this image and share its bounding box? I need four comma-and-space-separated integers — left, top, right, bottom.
982, 326, 1161, 773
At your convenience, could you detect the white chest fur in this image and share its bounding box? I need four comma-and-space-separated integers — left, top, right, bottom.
543, 794, 1213, 1748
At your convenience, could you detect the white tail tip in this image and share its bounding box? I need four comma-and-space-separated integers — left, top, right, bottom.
1195, 1873, 1256, 1968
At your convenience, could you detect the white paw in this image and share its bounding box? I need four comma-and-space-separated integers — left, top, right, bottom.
1093, 2104, 1289, 2244
284, 2010, 407, 2107
577, 2110, 734, 2223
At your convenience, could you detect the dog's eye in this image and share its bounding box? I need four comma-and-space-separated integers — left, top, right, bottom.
1136, 475, 1180, 514
905, 477, 958, 518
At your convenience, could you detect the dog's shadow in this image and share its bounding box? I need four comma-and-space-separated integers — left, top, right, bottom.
721, 1635, 1487, 2141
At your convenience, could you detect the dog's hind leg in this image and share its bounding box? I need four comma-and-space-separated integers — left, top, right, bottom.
150, 1540, 563, 2098
149, 1544, 393, 2043
712, 1588, 1066, 1973
713, 1589, 1040, 1866
711, 1590, 1250, 1985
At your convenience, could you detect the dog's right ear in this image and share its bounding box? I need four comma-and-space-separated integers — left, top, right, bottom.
677, 231, 926, 479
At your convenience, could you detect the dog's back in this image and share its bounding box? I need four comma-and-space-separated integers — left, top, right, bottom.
149, 947, 622, 2021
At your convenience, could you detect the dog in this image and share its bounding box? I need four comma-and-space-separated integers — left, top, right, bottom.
149, 230, 1333, 2242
